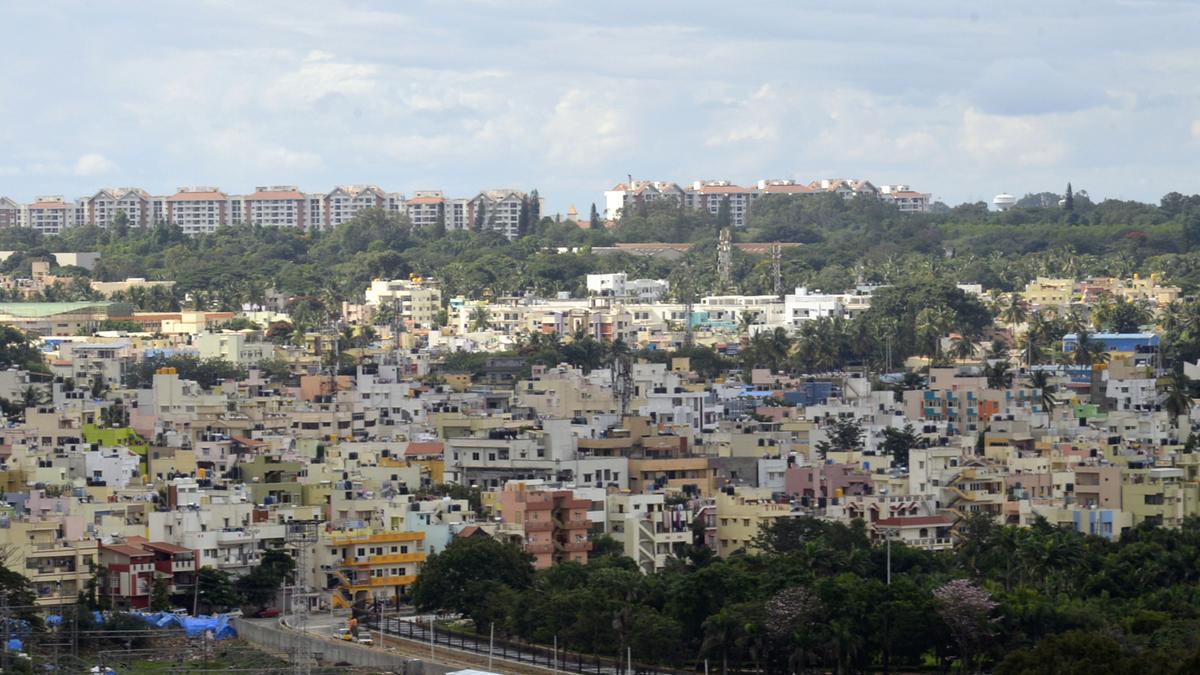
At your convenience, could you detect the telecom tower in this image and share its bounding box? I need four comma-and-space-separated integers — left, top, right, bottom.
771, 242, 783, 298
717, 227, 735, 293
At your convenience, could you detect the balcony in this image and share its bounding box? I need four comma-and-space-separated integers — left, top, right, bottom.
524, 520, 553, 532
341, 552, 424, 566
347, 574, 418, 588
525, 542, 555, 554
556, 540, 591, 553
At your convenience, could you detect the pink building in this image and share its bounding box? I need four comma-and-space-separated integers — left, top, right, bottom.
784, 463, 873, 502
498, 485, 592, 569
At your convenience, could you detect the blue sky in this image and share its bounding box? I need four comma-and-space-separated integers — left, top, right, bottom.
1, 0, 1197, 213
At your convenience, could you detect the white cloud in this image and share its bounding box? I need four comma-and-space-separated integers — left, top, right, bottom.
543, 89, 631, 165
73, 153, 117, 176
206, 130, 322, 171
264, 54, 379, 108
1192, 119, 1200, 140
960, 108, 1066, 167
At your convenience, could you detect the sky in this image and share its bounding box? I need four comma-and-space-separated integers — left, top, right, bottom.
0, 0, 1198, 214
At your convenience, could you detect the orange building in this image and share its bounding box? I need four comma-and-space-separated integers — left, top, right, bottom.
497, 483, 592, 569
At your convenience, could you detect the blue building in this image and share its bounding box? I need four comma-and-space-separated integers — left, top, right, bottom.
1062, 332, 1158, 353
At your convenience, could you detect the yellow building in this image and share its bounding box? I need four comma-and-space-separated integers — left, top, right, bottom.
628, 457, 716, 496
324, 530, 425, 608
714, 488, 796, 557
1, 521, 99, 607
1021, 277, 1075, 309
1122, 467, 1200, 528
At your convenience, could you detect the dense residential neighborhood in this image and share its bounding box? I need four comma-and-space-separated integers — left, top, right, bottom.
0, 179, 1199, 671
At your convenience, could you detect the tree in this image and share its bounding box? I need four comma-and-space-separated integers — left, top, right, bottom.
195, 566, 239, 614
235, 549, 295, 610
1001, 293, 1028, 327
933, 579, 997, 673
0, 325, 47, 373
1028, 370, 1059, 413
1159, 373, 1193, 429
469, 305, 492, 332
474, 202, 488, 231
0, 562, 41, 627
984, 360, 1013, 389
411, 537, 534, 627
150, 577, 173, 611
589, 203, 601, 230
819, 416, 863, 457
1063, 182, 1074, 212
881, 424, 921, 470
950, 335, 977, 363
716, 196, 732, 230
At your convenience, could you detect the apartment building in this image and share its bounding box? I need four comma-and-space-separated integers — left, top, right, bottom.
878, 185, 932, 213
325, 530, 425, 607
165, 187, 230, 235
364, 278, 443, 329
0, 196, 20, 228
242, 186, 307, 228
497, 482, 592, 569
685, 180, 753, 227
606, 493, 693, 572
319, 185, 401, 229
24, 196, 80, 234
405, 191, 445, 229
82, 188, 156, 228
713, 487, 796, 556
468, 189, 529, 239
603, 181, 686, 221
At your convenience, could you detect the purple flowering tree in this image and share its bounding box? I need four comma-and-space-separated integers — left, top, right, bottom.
933, 579, 997, 673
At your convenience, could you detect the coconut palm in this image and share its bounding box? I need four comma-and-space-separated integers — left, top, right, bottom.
469, 305, 492, 332
1159, 374, 1194, 429
1028, 370, 1059, 413
950, 335, 977, 363
1000, 293, 1028, 327
984, 360, 1013, 389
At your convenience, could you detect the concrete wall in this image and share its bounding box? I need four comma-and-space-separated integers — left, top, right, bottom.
233, 618, 451, 675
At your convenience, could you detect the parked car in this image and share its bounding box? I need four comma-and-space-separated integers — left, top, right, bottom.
254, 608, 281, 618
356, 636, 374, 646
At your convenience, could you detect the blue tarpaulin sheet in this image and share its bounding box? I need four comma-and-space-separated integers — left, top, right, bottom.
128, 612, 237, 640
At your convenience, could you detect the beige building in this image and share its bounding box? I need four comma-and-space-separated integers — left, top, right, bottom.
364, 278, 442, 329
165, 187, 230, 235
243, 186, 307, 228
714, 487, 795, 557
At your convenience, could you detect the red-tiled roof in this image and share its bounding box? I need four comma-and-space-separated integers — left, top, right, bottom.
456, 525, 483, 538
28, 201, 68, 210
166, 191, 227, 202
245, 190, 304, 201
142, 541, 192, 554
695, 185, 751, 194
761, 184, 814, 194
875, 516, 953, 527
103, 543, 154, 558
405, 441, 444, 457
231, 435, 266, 447
406, 196, 444, 205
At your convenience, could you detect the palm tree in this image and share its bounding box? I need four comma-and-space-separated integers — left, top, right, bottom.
1071, 331, 1110, 367
1159, 373, 1194, 429
469, 306, 491, 332
916, 306, 952, 363
950, 335, 977, 363
1000, 293, 1028, 327
1027, 370, 1059, 413
19, 385, 48, 411
984, 360, 1013, 389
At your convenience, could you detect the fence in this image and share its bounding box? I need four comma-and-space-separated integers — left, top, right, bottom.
373, 616, 695, 675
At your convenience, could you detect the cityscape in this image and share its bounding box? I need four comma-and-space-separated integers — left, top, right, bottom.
2, 2, 1200, 675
